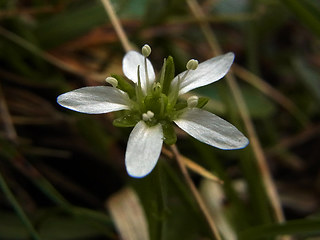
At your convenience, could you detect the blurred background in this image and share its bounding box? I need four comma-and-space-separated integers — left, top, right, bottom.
0, 0, 320, 239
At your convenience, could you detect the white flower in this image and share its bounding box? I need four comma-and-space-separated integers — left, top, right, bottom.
57, 46, 248, 178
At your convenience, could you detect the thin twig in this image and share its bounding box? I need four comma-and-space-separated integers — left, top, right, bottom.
100, 0, 133, 52
170, 145, 222, 240
186, 0, 285, 224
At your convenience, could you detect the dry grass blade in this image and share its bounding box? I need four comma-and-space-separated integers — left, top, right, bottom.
106, 187, 149, 240
200, 179, 237, 240
100, 0, 133, 52
183, 157, 224, 184
162, 147, 223, 184
170, 144, 222, 240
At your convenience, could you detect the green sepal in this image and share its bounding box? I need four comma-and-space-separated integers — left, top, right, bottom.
197, 97, 209, 108
161, 121, 177, 145
111, 74, 135, 99
173, 99, 187, 111
113, 112, 139, 127
161, 56, 175, 95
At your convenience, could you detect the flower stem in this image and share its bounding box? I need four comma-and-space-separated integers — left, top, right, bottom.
100, 0, 132, 52
186, 0, 286, 229
170, 144, 222, 240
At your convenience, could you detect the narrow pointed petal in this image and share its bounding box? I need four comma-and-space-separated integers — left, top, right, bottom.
172, 52, 235, 95
174, 108, 248, 150
57, 86, 130, 114
125, 121, 163, 178
122, 51, 155, 92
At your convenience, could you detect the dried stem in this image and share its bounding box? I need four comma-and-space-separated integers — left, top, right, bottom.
100, 0, 133, 52
170, 144, 222, 240
0, 82, 17, 143
186, 0, 285, 225
162, 147, 223, 184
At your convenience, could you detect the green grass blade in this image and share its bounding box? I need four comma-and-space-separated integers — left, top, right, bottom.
281, 0, 320, 37
239, 218, 320, 240
0, 171, 42, 240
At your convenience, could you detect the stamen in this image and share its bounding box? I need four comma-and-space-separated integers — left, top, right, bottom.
180, 59, 199, 84
141, 44, 151, 57
105, 77, 118, 88
187, 95, 199, 108
141, 44, 152, 93
144, 57, 150, 92
142, 113, 149, 121
146, 110, 154, 119
186, 59, 199, 70
142, 110, 154, 121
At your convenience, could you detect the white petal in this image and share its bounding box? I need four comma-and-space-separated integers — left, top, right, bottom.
172, 52, 235, 95
122, 51, 155, 93
125, 121, 163, 178
174, 108, 248, 150
57, 86, 130, 114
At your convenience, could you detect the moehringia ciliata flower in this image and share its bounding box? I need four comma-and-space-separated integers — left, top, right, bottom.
57, 44, 249, 178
